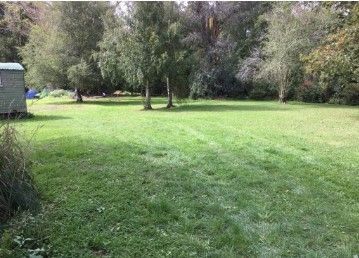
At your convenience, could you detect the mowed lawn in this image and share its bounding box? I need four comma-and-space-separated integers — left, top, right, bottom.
5, 97, 359, 257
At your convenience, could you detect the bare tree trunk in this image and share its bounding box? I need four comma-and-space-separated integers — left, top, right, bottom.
166, 76, 174, 108
75, 87, 83, 102
144, 80, 152, 110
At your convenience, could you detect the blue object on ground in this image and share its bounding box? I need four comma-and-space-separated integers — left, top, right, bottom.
26, 89, 39, 99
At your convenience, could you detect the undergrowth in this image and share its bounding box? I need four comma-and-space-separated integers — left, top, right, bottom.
0, 123, 39, 223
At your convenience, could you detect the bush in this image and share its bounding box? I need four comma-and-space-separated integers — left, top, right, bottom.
341, 83, 359, 105
296, 82, 325, 103
39, 87, 50, 98
0, 123, 39, 222
327, 83, 359, 105
49, 89, 71, 98
249, 82, 277, 100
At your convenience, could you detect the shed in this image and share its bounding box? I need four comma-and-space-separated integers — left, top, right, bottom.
0, 63, 27, 114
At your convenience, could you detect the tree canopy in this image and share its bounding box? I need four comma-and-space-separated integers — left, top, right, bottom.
1, 1, 357, 106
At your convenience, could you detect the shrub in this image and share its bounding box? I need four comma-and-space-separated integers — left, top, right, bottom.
296, 82, 325, 103
39, 87, 50, 98
341, 83, 359, 105
0, 123, 39, 222
327, 84, 359, 105
49, 89, 71, 98
249, 82, 277, 100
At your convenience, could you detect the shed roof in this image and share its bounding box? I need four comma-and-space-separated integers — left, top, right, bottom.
0, 63, 24, 71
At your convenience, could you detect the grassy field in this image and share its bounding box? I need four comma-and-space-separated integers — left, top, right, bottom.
1, 97, 358, 257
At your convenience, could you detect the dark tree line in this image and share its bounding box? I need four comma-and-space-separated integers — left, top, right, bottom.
1, 1, 358, 107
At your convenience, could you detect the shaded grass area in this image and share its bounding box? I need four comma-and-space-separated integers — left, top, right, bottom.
1, 96, 358, 256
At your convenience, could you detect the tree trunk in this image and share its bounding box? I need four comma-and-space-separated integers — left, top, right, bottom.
75, 87, 83, 102
166, 76, 174, 108
278, 86, 286, 103
144, 80, 152, 110
278, 74, 288, 103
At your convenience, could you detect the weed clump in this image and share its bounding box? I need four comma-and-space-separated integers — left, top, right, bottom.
0, 123, 39, 222
49, 89, 72, 98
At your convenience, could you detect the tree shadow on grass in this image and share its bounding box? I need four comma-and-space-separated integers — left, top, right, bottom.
155, 103, 289, 112
32, 115, 72, 122
53, 100, 143, 106
52, 97, 168, 107
25, 135, 252, 256
288, 102, 359, 109
1, 115, 71, 124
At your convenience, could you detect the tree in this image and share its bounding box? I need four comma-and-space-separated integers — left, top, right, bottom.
131, 2, 165, 109
160, 2, 186, 108
302, 3, 359, 105
0, 2, 45, 62
182, 2, 221, 98
21, 2, 108, 101
53, 2, 107, 101
17, 1, 357, 105
181, 2, 269, 98
20, 19, 69, 89
258, 2, 335, 103
99, 2, 165, 109
67, 60, 92, 102
96, 6, 128, 93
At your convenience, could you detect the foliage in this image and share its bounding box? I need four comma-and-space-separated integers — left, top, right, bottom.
99, 2, 167, 109
12, 1, 359, 105
237, 48, 276, 99
54, 2, 107, 94
182, 2, 270, 99
0, 2, 45, 62
20, 23, 69, 89
258, 2, 335, 102
48, 89, 72, 98
67, 60, 91, 91
302, 4, 359, 105
183, 2, 236, 98
295, 81, 325, 103
96, 8, 128, 91
0, 123, 39, 223
39, 87, 50, 98
160, 2, 191, 106
341, 83, 359, 105
20, 2, 108, 95
248, 82, 277, 100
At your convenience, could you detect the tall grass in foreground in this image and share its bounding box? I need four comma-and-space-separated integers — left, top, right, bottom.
0, 123, 39, 222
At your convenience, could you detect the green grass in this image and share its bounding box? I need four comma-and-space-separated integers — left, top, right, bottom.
1, 96, 358, 257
